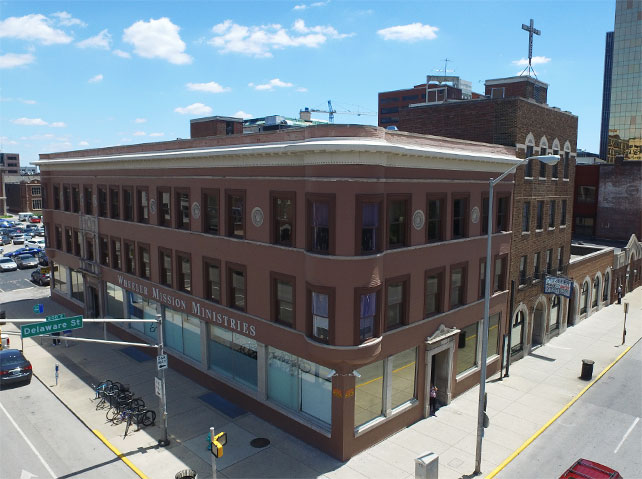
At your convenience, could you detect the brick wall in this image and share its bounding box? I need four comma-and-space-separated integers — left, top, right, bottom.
568, 247, 615, 316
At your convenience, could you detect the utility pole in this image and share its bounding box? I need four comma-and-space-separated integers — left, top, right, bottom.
157, 313, 169, 446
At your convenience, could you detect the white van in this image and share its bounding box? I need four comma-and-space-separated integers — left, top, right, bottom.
18, 212, 33, 222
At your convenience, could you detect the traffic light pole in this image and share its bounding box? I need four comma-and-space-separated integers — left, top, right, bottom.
210, 426, 217, 479
157, 314, 169, 447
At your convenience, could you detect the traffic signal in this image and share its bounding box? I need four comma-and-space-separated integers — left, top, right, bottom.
210, 431, 227, 458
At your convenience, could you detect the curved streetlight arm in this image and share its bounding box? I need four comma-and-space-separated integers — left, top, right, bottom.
492, 154, 561, 186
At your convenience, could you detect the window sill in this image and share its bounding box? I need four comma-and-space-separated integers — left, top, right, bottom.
560, 225, 567, 229
563, 178, 570, 182
521, 231, 530, 236
539, 177, 546, 180
525, 177, 533, 180
535, 229, 544, 233
456, 365, 480, 382
518, 283, 527, 289
548, 227, 556, 231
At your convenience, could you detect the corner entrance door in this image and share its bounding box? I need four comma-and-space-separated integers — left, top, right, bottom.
87, 286, 99, 318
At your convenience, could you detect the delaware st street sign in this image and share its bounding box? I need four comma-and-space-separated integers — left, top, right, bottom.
21, 316, 83, 339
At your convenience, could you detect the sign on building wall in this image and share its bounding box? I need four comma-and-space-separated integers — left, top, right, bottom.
544, 275, 573, 298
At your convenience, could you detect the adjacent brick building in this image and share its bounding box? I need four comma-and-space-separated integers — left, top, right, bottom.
4, 176, 43, 214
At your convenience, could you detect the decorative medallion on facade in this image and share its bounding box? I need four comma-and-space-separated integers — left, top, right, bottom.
251, 207, 264, 227
471, 206, 480, 224
150, 199, 157, 215
191, 202, 201, 220
412, 210, 425, 230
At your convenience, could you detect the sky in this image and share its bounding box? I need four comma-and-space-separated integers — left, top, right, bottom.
1, 0, 616, 166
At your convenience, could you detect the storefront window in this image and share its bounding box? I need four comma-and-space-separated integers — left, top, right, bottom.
127, 292, 159, 341
70, 269, 84, 302
208, 325, 257, 390
487, 314, 500, 359
53, 264, 68, 294
511, 311, 525, 353
390, 348, 416, 409
165, 309, 201, 362
267, 347, 332, 425
456, 322, 479, 375
106, 282, 124, 318
354, 360, 384, 427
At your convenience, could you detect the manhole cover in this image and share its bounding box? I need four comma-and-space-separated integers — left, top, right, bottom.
250, 437, 270, 448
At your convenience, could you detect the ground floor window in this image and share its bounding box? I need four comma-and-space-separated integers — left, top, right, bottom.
511, 311, 525, 354
456, 322, 479, 375
53, 263, 68, 295
127, 292, 158, 341
70, 269, 84, 303
208, 325, 257, 390
390, 348, 417, 409
550, 296, 561, 331
267, 347, 332, 425
106, 282, 124, 318
355, 359, 384, 427
486, 313, 500, 359
165, 309, 201, 362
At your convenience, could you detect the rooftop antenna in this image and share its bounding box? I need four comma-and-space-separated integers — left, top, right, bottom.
434, 58, 454, 77
520, 19, 541, 78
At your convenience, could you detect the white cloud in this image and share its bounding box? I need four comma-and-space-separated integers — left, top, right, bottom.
123, 17, 192, 65
512, 56, 551, 66
186, 81, 231, 93
89, 74, 104, 83
0, 14, 73, 45
0, 136, 19, 145
13, 117, 48, 126
249, 78, 294, 91
135, 118, 147, 123
377, 23, 439, 42
296, 87, 308, 92
0, 53, 35, 69
208, 19, 352, 58
149, 132, 165, 137
52, 12, 86, 27
133, 131, 146, 136
77, 29, 112, 49
50, 122, 66, 128
234, 110, 253, 119
174, 103, 212, 115
21, 98, 37, 104
78, 141, 89, 146
294, 1, 329, 9
113, 49, 131, 59
293, 4, 307, 10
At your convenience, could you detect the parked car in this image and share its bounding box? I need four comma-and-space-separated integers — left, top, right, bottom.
559, 459, 622, 479
0, 257, 18, 272
29, 215, 41, 223
17, 212, 33, 222
0, 220, 15, 228
0, 235, 10, 245
25, 237, 45, 249
11, 234, 25, 245
4, 247, 40, 258
0, 349, 33, 388
37, 250, 49, 266
31, 266, 51, 286
15, 254, 39, 269
34, 226, 45, 237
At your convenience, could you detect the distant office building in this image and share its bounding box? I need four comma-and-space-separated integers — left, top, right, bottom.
600, 0, 642, 162
599, 31, 614, 160
0, 152, 20, 174
4, 175, 42, 214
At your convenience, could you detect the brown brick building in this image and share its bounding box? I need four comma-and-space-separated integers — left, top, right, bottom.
392, 75, 578, 359
4, 176, 43, 214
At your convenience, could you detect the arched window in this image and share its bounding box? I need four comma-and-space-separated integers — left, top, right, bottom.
603, 272, 610, 302
511, 310, 525, 353
580, 282, 589, 314
550, 296, 560, 331
592, 277, 600, 307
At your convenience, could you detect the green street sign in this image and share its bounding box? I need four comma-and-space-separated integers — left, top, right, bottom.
46, 313, 66, 321
21, 316, 83, 339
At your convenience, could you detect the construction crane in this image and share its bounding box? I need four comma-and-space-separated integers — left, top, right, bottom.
305, 100, 376, 124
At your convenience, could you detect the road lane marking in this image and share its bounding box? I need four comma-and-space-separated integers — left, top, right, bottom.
0, 400, 57, 478
614, 417, 639, 454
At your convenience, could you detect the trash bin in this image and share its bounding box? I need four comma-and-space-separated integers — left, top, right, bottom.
580, 359, 594, 380
415, 451, 439, 479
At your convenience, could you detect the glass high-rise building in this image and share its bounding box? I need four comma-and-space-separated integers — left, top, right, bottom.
600, 0, 642, 162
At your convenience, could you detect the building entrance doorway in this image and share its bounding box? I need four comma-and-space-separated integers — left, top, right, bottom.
532, 302, 545, 347
424, 325, 457, 418
87, 286, 99, 318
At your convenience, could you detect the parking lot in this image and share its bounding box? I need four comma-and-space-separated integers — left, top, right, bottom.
0, 217, 48, 292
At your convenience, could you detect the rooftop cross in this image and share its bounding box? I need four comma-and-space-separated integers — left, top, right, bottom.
521, 18, 541, 77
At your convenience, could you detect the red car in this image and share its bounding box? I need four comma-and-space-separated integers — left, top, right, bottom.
560, 459, 622, 479
29, 216, 41, 223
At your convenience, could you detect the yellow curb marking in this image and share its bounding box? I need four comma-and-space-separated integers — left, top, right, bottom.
485, 345, 633, 479
92, 429, 149, 479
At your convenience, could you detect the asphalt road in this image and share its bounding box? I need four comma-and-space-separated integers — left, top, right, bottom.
0, 265, 41, 293
0, 377, 139, 479
497, 340, 642, 478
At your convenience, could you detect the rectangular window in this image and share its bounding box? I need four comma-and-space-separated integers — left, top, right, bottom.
563, 151, 570, 179
358, 291, 378, 343
109, 187, 120, 219
358, 197, 382, 254
124, 241, 135, 275
73, 229, 82, 256
536, 201, 544, 230
208, 325, 257, 390
519, 255, 527, 285
177, 253, 191, 293
63, 185, 71, 211
558, 247, 564, 272
546, 249, 553, 274
552, 149, 559, 178
85, 235, 94, 261
452, 196, 468, 239
577, 186, 597, 203
539, 157, 547, 178
456, 322, 479, 375
496, 196, 509, 232
99, 236, 109, 266
123, 187, 134, 221
228, 265, 246, 311
65, 227, 72, 253
138, 244, 150, 279
111, 238, 121, 270
385, 279, 406, 331
549, 200, 556, 228
159, 249, 173, 287
71, 186, 80, 213
272, 193, 295, 247
226, 191, 245, 239
487, 313, 500, 359
272, 275, 295, 327
482, 196, 489, 235
53, 184, 61, 210
354, 359, 384, 426
31, 199, 42, 210
55, 225, 63, 250
203, 190, 219, 235
70, 269, 84, 302
106, 282, 124, 318
204, 259, 221, 303
387, 197, 409, 248
84, 186, 93, 215
479, 259, 486, 300
425, 270, 443, 317
307, 196, 333, 254
426, 196, 444, 242
53, 264, 68, 294
176, 190, 190, 230
32, 186, 41, 196
98, 186, 107, 217
165, 310, 201, 363
493, 256, 506, 292
310, 289, 331, 343
561, 200, 567, 226
533, 252, 541, 280
449, 265, 466, 308
159, 189, 171, 227
525, 146, 534, 177
522, 201, 531, 232
390, 348, 417, 409
136, 188, 149, 224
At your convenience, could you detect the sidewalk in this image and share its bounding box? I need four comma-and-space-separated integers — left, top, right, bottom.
2, 286, 640, 479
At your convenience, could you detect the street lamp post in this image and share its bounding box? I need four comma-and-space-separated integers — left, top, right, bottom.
474, 155, 560, 474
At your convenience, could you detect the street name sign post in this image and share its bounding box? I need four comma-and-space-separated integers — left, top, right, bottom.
46, 313, 66, 321
21, 316, 83, 339
157, 354, 168, 370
